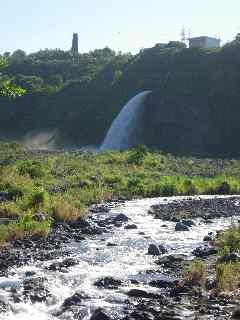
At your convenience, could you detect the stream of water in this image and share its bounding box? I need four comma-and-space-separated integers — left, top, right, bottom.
0, 196, 238, 320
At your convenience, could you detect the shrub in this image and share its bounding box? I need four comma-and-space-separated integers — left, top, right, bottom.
185, 259, 207, 286
28, 188, 50, 209
17, 160, 47, 179
216, 226, 240, 253
128, 145, 148, 165
0, 214, 51, 244
215, 181, 231, 195
161, 183, 178, 196
216, 262, 240, 292
182, 179, 197, 195
53, 200, 86, 222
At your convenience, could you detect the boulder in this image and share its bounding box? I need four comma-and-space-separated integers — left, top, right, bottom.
32, 212, 47, 222
124, 224, 137, 230
62, 292, 88, 309
148, 244, 167, 255
113, 213, 129, 223
148, 244, 161, 256
127, 289, 163, 300
232, 308, 240, 319
90, 309, 110, 320
181, 219, 195, 227
23, 277, 50, 303
0, 218, 11, 226
155, 254, 186, 267
218, 252, 240, 264
192, 246, 217, 258
175, 222, 189, 232
149, 277, 178, 288
47, 258, 78, 271
94, 277, 122, 289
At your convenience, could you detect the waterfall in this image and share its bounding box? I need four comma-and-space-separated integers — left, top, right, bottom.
100, 91, 151, 151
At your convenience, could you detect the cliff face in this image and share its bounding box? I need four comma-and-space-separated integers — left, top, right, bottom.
1, 41, 240, 156
143, 89, 240, 156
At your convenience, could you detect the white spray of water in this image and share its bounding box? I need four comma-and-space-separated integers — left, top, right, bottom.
21, 129, 58, 150
100, 91, 151, 151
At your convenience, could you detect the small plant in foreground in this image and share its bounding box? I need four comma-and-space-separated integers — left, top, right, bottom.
53, 200, 86, 222
185, 259, 207, 286
217, 226, 240, 253
216, 262, 240, 292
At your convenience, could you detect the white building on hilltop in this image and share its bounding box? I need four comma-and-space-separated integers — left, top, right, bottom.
189, 36, 220, 49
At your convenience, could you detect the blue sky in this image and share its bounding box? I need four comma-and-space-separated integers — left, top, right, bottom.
1, 0, 240, 54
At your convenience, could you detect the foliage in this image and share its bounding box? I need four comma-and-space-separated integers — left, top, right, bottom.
0, 58, 26, 97
217, 226, 240, 253
185, 259, 207, 286
216, 262, 240, 292
1, 144, 240, 243
1, 39, 240, 155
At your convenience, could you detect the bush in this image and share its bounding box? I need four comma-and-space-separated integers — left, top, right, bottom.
215, 181, 231, 195
28, 188, 50, 209
216, 262, 240, 292
182, 179, 197, 195
17, 160, 47, 179
128, 145, 148, 165
217, 226, 240, 253
53, 200, 86, 222
185, 259, 207, 286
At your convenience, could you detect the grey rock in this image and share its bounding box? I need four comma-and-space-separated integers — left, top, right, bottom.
175, 222, 189, 231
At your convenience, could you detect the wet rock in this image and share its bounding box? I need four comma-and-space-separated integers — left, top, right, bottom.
206, 278, 216, 290
0, 218, 12, 225
47, 258, 78, 271
159, 245, 168, 254
155, 254, 186, 267
203, 235, 213, 242
232, 308, 240, 319
107, 242, 117, 247
181, 219, 195, 227
148, 244, 161, 256
0, 295, 10, 312
124, 224, 138, 230
218, 252, 240, 264
32, 212, 47, 222
113, 213, 129, 223
90, 204, 110, 213
149, 277, 178, 288
82, 225, 106, 235
62, 292, 89, 309
94, 277, 122, 289
25, 271, 36, 277
148, 244, 167, 256
127, 289, 163, 300
90, 308, 110, 320
192, 246, 218, 258
175, 222, 189, 232
68, 218, 90, 229
23, 277, 50, 303
0, 192, 15, 202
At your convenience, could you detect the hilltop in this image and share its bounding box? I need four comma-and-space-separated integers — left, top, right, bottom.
1, 36, 240, 155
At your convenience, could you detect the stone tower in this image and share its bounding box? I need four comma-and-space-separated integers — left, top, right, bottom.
71, 33, 79, 53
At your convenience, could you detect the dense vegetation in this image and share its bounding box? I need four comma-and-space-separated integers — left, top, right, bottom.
0, 143, 240, 244
1, 35, 240, 155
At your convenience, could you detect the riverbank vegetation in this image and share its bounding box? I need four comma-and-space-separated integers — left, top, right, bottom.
1, 143, 240, 294
1, 143, 240, 243
186, 226, 240, 293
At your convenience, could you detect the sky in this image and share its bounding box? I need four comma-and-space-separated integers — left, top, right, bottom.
1, 0, 240, 54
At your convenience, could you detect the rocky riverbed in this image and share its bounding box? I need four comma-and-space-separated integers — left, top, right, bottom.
0, 196, 239, 320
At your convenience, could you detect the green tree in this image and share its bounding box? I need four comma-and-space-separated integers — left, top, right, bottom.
0, 57, 26, 97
